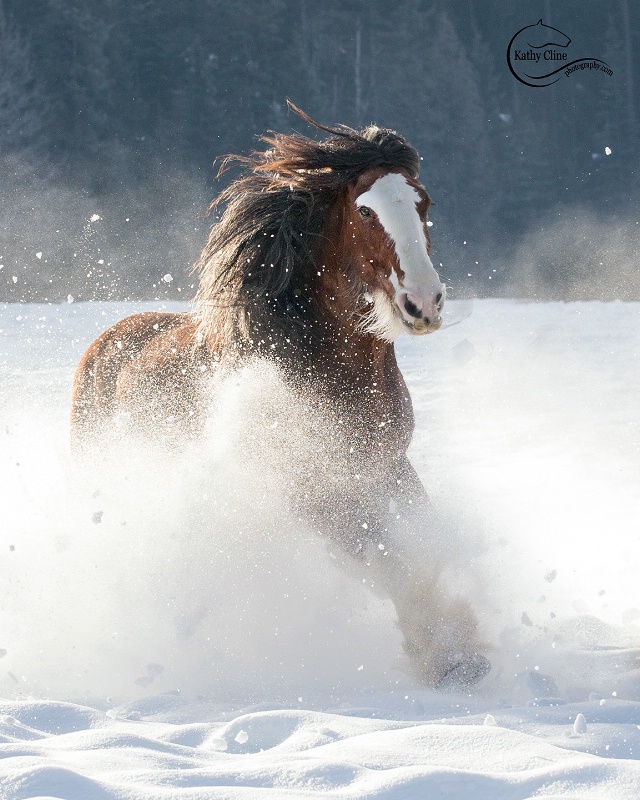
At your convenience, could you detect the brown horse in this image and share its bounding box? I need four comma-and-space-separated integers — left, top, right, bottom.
71, 104, 489, 690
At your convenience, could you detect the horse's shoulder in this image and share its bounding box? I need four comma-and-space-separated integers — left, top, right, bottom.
110, 310, 192, 340
111, 314, 212, 381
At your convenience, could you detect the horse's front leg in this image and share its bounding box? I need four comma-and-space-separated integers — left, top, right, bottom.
365, 456, 490, 690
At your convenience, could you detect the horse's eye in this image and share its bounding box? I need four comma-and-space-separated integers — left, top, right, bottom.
358, 206, 372, 218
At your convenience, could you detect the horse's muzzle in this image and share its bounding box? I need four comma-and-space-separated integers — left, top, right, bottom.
411, 315, 443, 334
396, 288, 445, 335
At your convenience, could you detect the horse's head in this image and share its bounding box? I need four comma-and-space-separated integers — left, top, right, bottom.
196, 104, 448, 351
345, 167, 445, 341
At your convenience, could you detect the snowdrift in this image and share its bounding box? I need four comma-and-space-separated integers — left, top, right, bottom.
1, 298, 639, 798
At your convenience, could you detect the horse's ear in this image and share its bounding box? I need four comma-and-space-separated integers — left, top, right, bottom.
537, 19, 543, 25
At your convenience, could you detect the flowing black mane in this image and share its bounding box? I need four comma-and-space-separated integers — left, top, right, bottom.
194, 103, 420, 353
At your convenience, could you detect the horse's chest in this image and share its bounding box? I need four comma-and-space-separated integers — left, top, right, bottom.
364, 389, 413, 453
313, 352, 414, 459
326, 381, 413, 467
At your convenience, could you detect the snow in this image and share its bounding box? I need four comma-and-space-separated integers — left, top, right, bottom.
574, 712, 588, 734
1, 298, 639, 798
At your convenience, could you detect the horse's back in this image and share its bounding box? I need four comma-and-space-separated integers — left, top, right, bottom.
71, 310, 209, 451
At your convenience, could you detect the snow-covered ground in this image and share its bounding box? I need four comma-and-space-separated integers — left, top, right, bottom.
1, 298, 639, 799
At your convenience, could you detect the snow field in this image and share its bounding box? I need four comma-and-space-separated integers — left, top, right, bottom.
0, 298, 639, 798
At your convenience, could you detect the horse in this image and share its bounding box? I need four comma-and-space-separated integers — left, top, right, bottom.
71, 103, 490, 690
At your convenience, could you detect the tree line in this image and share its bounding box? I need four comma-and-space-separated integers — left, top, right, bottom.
1, 0, 638, 302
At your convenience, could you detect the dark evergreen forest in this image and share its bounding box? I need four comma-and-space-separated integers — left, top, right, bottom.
0, 0, 638, 302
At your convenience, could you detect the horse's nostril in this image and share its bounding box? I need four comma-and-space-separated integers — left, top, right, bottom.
404, 297, 422, 319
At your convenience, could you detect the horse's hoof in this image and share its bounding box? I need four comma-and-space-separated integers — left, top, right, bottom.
435, 654, 491, 692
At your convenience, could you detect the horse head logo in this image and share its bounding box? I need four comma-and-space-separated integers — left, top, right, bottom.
507, 20, 611, 87
523, 19, 571, 50
507, 20, 571, 87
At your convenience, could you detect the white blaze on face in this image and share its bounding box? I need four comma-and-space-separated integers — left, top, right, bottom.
357, 172, 442, 323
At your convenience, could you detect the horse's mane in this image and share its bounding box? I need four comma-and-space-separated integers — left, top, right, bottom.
194, 102, 420, 354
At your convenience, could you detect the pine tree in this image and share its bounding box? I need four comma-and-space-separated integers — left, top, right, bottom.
0, 0, 49, 157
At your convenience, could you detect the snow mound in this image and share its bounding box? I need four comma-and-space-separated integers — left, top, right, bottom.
1, 298, 639, 797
